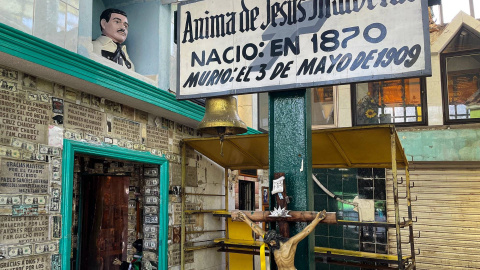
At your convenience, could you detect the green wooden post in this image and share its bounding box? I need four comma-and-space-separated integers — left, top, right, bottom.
268, 89, 313, 269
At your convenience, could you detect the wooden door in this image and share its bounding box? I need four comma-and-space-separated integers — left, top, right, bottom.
79, 176, 129, 270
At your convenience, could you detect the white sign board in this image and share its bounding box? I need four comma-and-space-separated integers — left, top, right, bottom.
176, 0, 431, 99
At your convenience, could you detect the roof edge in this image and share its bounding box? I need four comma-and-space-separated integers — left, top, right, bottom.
431, 11, 480, 54
0, 22, 205, 122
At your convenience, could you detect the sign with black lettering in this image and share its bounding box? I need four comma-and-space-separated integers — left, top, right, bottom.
111, 117, 141, 143
0, 90, 51, 143
176, 0, 431, 99
146, 125, 168, 150
0, 215, 49, 245
64, 102, 106, 137
0, 254, 51, 270
0, 159, 49, 194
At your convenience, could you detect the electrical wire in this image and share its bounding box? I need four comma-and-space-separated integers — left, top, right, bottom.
312, 174, 358, 207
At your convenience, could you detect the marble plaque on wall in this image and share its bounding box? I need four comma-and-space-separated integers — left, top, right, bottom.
111, 117, 141, 143
64, 102, 106, 137
0, 159, 49, 194
0, 90, 51, 144
0, 254, 51, 270
146, 125, 168, 150
0, 215, 49, 245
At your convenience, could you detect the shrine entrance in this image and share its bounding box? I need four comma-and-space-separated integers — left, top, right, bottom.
60, 140, 169, 270
78, 175, 130, 270
70, 155, 154, 270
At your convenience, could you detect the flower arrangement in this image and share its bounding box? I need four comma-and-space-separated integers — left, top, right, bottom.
356, 93, 381, 124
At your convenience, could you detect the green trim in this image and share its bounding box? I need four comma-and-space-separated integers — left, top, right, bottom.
0, 23, 263, 135
0, 22, 203, 120
0, 22, 261, 134
60, 140, 169, 270
245, 127, 262, 135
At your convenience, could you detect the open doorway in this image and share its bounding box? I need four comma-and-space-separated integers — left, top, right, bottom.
79, 175, 130, 270
69, 155, 157, 270
238, 180, 255, 211
60, 140, 169, 270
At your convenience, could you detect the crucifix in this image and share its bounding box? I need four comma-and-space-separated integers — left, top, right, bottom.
231, 173, 337, 270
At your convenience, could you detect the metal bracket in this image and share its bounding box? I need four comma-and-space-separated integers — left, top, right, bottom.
398, 177, 404, 184
402, 216, 418, 224
285, 196, 291, 204
402, 195, 417, 201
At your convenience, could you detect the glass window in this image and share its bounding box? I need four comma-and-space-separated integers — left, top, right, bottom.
313, 168, 388, 254
311, 86, 335, 127
353, 78, 426, 126
258, 92, 269, 132
442, 27, 480, 124
257, 87, 336, 132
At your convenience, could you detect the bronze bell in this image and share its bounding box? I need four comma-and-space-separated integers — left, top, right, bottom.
198, 96, 248, 136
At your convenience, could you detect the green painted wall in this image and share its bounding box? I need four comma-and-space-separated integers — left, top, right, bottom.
398, 128, 480, 161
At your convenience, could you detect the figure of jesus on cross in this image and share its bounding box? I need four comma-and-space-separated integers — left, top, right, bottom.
233, 210, 327, 270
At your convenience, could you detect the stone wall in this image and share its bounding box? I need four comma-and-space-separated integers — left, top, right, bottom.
0, 64, 225, 270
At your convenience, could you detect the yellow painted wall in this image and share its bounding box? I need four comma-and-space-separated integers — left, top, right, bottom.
228, 218, 254, 270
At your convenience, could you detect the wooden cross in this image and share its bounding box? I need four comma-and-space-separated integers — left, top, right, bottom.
232, 172, 336, 239
230, 173, 336, 270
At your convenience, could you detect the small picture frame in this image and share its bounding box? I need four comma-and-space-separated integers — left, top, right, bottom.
262, 187, 269, 205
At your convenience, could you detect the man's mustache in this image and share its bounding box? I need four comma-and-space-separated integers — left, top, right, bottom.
117, 29, 126, 34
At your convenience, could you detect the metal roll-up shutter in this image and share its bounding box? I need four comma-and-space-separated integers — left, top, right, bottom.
387, 163, 480, 270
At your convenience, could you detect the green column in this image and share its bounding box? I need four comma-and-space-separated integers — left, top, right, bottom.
269, 89, 313, 269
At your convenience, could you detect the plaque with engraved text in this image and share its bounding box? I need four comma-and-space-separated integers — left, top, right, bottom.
0, 90, 51, 144
0, 159, 49, 194
0, 215, 49, 245
64, 102, 106, 137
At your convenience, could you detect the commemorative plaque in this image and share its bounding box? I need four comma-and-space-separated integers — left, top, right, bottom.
111, 117, 142, 143
146, 125, 169, 150
0, 90, 51, 144
0, 159, 49, 194
0, 215, 49, 245
0, 254, 51, 270
64, 102, 106, 137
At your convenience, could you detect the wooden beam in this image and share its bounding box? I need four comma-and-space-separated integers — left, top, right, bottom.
327, 133, 352, 167
231, 210, 337, 223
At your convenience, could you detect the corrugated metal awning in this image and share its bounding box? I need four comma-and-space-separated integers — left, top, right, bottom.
183, 125, 408, 170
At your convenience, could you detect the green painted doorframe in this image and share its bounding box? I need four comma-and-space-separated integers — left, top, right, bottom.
60, 139, 169, 270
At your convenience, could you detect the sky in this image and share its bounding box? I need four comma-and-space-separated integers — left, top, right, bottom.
432, 0, 480, 23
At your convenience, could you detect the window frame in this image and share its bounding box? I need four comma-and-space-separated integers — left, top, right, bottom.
351, 78, 428, 127
441, 48, 480, 125
256, 86, 339, 132
257, 92, 269, 133
311, 86, 338, 130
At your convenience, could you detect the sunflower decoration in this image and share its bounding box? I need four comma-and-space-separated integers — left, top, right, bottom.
357, 94, 381, 124
365, 109, 377, 118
